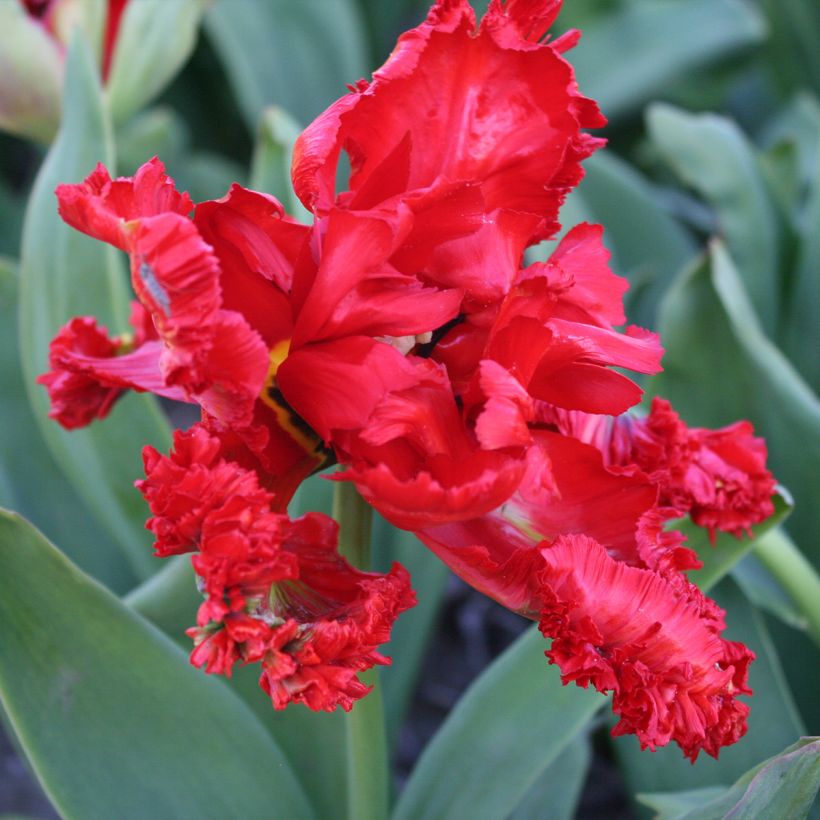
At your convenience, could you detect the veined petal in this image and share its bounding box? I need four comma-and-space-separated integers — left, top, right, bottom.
56, 158, 193, 251
538, 533, 753, 761
292, 0, 603, 245
278, 337, 422, 441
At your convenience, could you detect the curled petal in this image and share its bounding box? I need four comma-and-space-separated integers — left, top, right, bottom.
538, 533, 753, 760
256, 514, 417, 711
37, 317, 129, 429
546, 398, 776, 540
137, 425, 270, 557
292, 0, 603, 244
56, 158, 193, 251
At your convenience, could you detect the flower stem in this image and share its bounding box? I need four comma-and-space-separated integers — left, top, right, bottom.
754, 528, 820, 647
332, 482, 389, 820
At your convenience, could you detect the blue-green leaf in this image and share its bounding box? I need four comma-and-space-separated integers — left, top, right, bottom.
18, 34, 171, 581
509, 732, 591, 820
0, 262, 135, 592
0, 509, 313, 820
393, 625, 605, 820
250, 106, 311, 221
205, 0, 368, 131
647, 105, 781, 333
570, 0, 766, 122
638, 737, 820, 820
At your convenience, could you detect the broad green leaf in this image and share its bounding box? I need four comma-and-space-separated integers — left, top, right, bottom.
564, 151, 696, 328
638, 738, 820, 820
613, 578, 805, 801
230, 668, 350, 820
732, 554, 809, 632
649, 243, 820, 565
250, 106, 311, 221
0, 261, 135, 592
682, 489, 792, 592
115, 106, 189, 176
123, 555, 199, 637
647, 105, 781, 333
760, 0, 820, 97
106, 0, 206, 124
172, 151, 246, 203
0, 510, 313, 820
570, 0, 766, 122
130, 476, 349, 820
371, 517, 450, 748
637, 787, 726, 818
393, 625, 605, 820
760, 92, 820, 191
782, 148, 820, 392
205, 0, 368, 132
18, 35, 172, 580
509, 732, 591, 820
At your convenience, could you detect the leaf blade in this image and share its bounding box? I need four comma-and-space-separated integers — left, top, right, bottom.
0, 509, 313, 820
393, 625, 604, 820
17, 34, 171, 580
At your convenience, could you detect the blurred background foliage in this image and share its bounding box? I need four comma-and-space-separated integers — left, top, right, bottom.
0, 0, 818, 818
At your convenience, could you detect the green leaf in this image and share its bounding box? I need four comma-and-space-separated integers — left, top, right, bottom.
371, 517, 450, 748
782, 147, 820, 392
613, 578, 805, 801
106, 0, 206, 124
115, 106, 190, 177
393, 625, 605, 820
250, 106, 311, 221
760, 92, 820, 191
123, 555, 199, 638
0, 509, 313, 819
205, 0, 369, 132
752, 528, 820, 648
760, 0, 820, 97
0, 262, 135, 592
636, 787, 726, 818
570, 0, 766, 122
129, 476, 350, 820
560, 151, 696, 328
229, 667, 350, 820
509, 733, 591, 820
647, 105, 781, 333
18, 34, 172, 581
648, 243, 820, 566
638, 738, 820, 820
732, 554, 809, 632
682, 489, 792, 593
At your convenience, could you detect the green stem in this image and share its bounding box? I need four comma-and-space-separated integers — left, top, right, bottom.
332, 482, 389, 820
754, 528, 820, 647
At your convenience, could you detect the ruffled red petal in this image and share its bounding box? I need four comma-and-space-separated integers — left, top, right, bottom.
544, 398, 776, 540
292, 0, 604, 247
137, 425, 270, 557
37, 317, 129, 429
256, 514, 416, 711
142, 426, 415, 712
538, 533, 753, 761
56, 158, 192, 251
